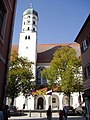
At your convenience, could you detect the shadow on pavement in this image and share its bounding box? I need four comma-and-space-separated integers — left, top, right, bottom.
10, 113, 28, 117
9, 119, 56, 120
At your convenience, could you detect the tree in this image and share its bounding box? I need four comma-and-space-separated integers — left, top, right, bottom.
41, 67, 58, 89
7, 51, 34, 105
42, 46, 83, 106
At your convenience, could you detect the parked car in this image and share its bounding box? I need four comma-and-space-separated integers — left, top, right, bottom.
75, 106, 86, 116
63, 106, 75, 116
8, 106, 18, 116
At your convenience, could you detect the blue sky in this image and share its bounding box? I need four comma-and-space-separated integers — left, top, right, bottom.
12, 0, 90, 45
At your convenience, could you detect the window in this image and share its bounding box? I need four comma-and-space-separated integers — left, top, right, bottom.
33, 16, 36, 19
27, 16, 30, 18
27, 20, 30, 24
28, 36, 30, 39
83, 40, 88, 51
27, 27, 30, 30
81, 39, 89, 52
26, 46, 28, 49
24, 16, 26, 19
36, 67, 47, 85
83, 63, 90, 79
33, 28, 35, 32
28, 21, 30, 23
0, 1, 6, 39
52, 98, 56, 103
33, 20, 35, 25
25, 36, 27, 39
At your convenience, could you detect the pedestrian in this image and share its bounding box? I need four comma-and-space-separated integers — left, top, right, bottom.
46, 105, 52, 120
3, 105, 10, 120
59, 109, 63, 120
0, 106, 4, 120
63, 106, 68, 120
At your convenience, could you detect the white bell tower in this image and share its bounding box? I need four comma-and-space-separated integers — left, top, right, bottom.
18, 4, 39, 81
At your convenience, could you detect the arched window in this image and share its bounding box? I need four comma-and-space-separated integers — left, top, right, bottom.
28, 35, 30, 39
33, 20, 35, 25
25, 36, 27, 39
52, 98, 56, 103
37, 97, 44, 109
33, 28, 35, 32
28, 27, 30, 30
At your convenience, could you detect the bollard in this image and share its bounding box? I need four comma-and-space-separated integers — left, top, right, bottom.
29, 109, 31, 117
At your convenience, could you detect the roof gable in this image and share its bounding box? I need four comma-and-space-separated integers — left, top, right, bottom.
11, 43, 80, 63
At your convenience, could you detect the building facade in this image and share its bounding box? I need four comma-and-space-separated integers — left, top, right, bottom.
11, 43, 83, 110
9, 6, 84, 110
75, 14, 90, 120
0, 0, 17, 107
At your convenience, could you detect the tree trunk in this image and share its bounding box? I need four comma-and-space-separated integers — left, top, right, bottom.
68, 92, 71, 106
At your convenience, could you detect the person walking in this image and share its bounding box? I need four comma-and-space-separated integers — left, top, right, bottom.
59, 110, 63, 120
46, 105, 52, 120
63, 107, 68, 120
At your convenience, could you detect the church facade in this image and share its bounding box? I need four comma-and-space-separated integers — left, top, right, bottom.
8, 6, 84, 110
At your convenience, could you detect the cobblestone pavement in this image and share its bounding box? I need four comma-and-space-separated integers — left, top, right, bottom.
9, 113, 86, 120
9, 116, 86, 120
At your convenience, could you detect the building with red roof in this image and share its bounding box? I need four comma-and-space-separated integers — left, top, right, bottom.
8, 5, 83, 110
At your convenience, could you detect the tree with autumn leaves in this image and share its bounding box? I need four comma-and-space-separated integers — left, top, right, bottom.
42, 46, 83, 106
7, 51, 34, 105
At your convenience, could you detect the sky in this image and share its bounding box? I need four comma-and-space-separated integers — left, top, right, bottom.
12, 0, 90, 45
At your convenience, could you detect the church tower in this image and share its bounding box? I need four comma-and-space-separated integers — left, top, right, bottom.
18, 4, 39, 81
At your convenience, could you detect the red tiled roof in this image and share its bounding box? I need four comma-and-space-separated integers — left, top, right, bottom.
11, 43, 80, 63
11, 44, 18, 53
37, 43, 80, 63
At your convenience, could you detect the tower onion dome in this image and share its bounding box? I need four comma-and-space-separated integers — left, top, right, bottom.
23, 5, 38, 17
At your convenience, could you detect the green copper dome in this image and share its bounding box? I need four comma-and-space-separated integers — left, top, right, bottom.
23, 7, 38, 17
